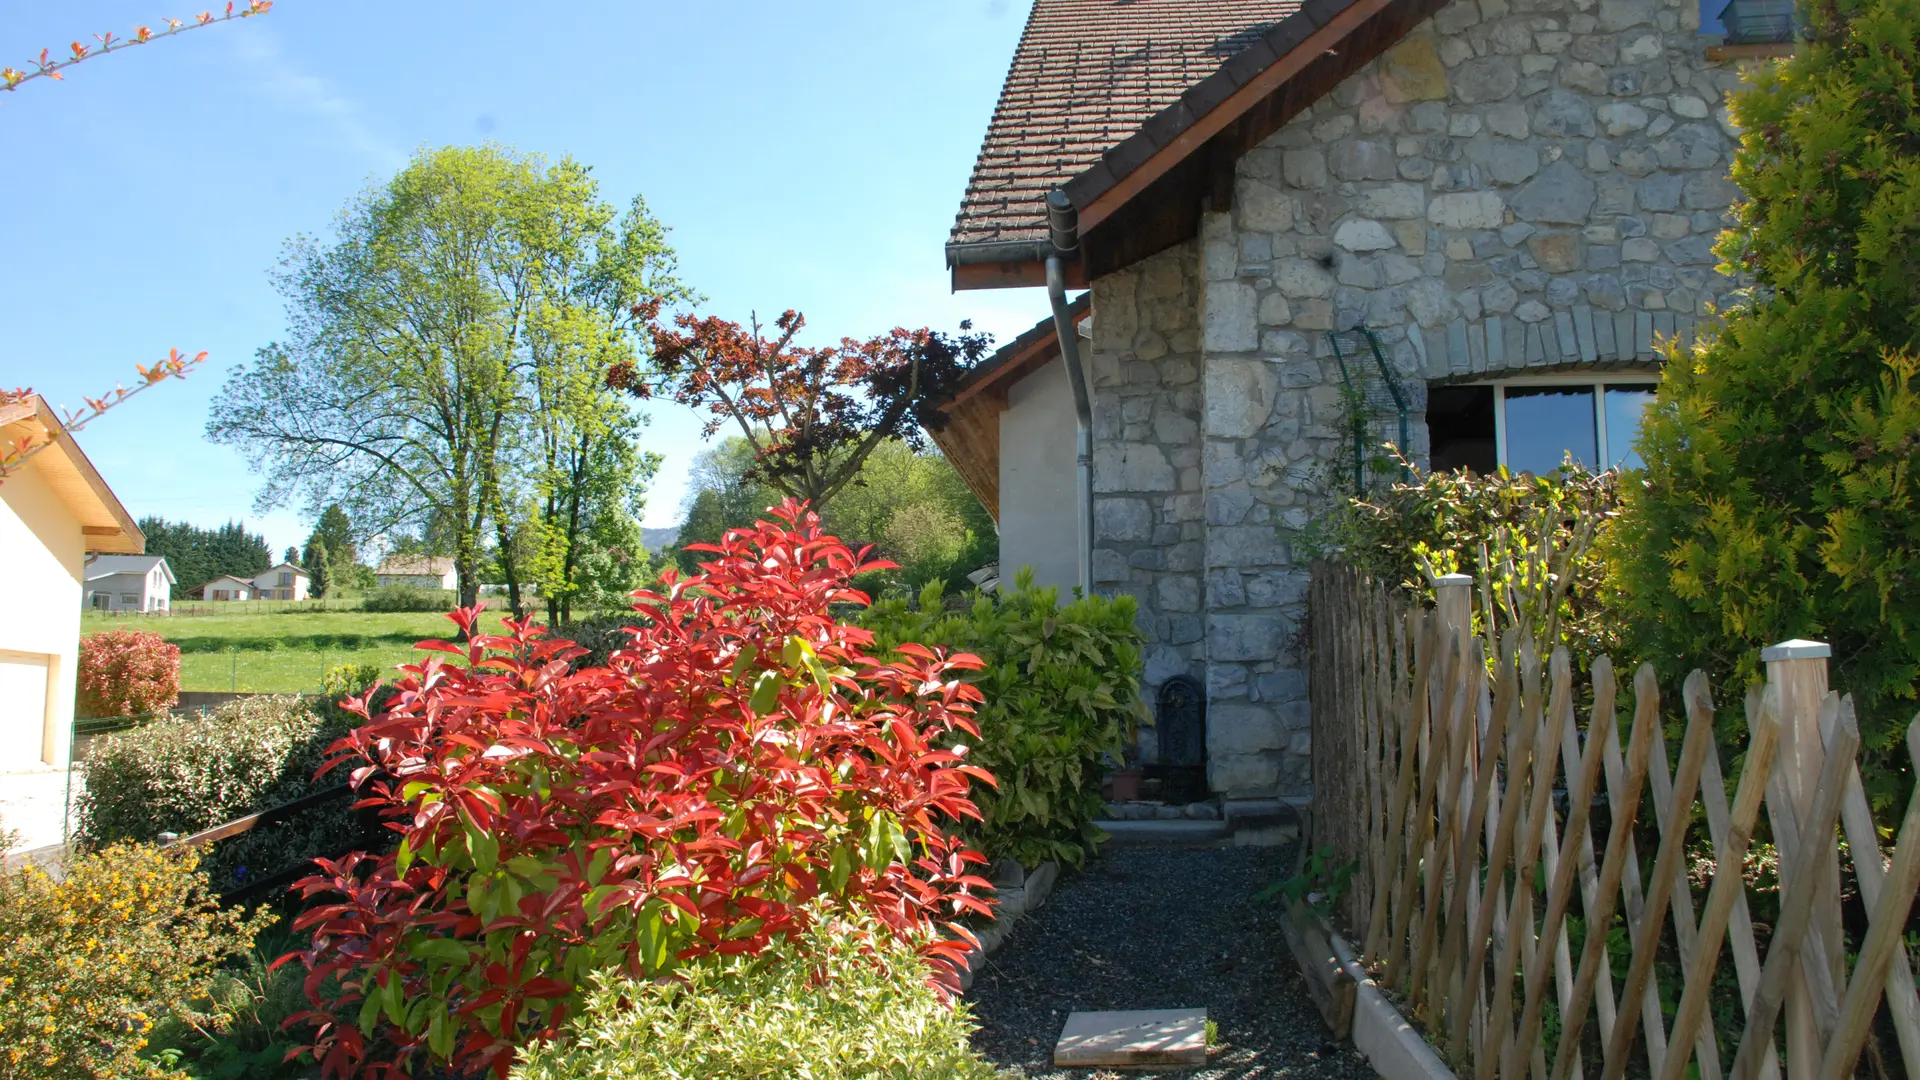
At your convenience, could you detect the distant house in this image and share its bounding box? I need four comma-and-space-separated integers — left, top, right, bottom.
200, 574, 255, 602
251, 562, 310, 601
83, 554, 175, 613
375, 555, 456, 591
1, 394, 143, 772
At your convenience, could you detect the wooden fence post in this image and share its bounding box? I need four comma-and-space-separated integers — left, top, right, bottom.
1434, 574, 1473, 640
1762, 638, 1841, 1080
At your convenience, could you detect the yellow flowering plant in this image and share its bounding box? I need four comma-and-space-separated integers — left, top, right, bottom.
0, 842, 274, 1080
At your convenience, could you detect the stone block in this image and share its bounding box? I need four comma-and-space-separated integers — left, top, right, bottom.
1237, 179, 1295, 232
1381, 36, 1449, 102
1157, 575, 1200, 613
1683, 172, 1739, 209
1257, 291, 1293, 326
1333, 218, 1396, 251
1428, 190, 1506, 230
1096, 497, 1152, 542
1405, 277, 1457, 328
1638, 172, 1684, 212
1328, 140, 1398, 181
1527, 231, 1582, 272
1094, 442, 1176, 492
1208, 615, 1285, 662
1531, 89, 1597, 138
1274, 258, 1336, 299
1205, 526, 1287, 570
1512, 161, 1598, 223
1357, 183, 1426, 220
1054, 1009, 1209, 1069
1203, 281, 1259, 352
1597, 102, 1650, 135
1598, 0, 1657, 30
1560, 60, 1609, 95
1282, 148, 1328, 189
1203, 358, 1279, 439
1023, 861, 1059, 911
1452, 56, 1519, 103
1468, 136, 1541, 185
1620, 31, 1663, 62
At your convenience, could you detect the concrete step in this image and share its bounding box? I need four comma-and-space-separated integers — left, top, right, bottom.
1096, 818, 1231, 844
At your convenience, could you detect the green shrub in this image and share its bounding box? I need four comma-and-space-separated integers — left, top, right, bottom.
0, 843, 274, 1080
552, 611, 646, 669
144, 927, 327, 1080
319, 662, 382, 699
75, 696, 366, 893
860, 570, 1146, 868
1305, 456, 1623, 656
361, 585, 456, 612
1605, 0, 1920, 808
511, 915, 999, 1080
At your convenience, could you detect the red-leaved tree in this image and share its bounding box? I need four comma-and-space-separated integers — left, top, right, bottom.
77, 628, 181, 718
281, 501, 996, 1079
607, 306, 991, 511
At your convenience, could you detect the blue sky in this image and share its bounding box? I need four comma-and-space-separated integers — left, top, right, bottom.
1, 1, 1044, 554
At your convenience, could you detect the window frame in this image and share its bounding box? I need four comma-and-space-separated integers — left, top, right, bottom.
1473, 373, 1659, 472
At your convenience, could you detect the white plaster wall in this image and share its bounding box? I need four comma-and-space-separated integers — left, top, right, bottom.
998, 357, 1084, 595
0, 463, 82, 770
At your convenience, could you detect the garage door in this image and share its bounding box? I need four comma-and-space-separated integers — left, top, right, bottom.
0, 652, 53, 770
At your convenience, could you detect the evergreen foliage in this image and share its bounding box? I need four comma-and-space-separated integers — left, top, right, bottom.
303, 537, 331, 599
1607, 0, 1920, 806
137, 517, 272, 597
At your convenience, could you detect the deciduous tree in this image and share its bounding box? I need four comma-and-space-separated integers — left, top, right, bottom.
208, 145, 683, 607
609, 310, 990, 512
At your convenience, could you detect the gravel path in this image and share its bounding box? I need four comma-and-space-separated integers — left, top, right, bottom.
966, 843, 1377, 1080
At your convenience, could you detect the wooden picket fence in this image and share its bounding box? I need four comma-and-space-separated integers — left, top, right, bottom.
1307, 559, 1920, 1080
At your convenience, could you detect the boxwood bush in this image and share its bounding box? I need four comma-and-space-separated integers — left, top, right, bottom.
75, 695, 371, 893
860, 570, 1146, 869
511, 916, 999, 1080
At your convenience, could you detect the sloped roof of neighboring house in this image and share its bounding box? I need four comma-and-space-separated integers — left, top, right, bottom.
946, 0, 1448, 289
200, 574, 253, 594
0, 395, 143, 554
85, 554, 176, 584
255, 561, 310, 580
376, 555, 454, 576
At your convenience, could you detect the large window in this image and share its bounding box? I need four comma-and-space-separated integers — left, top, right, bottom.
1427, 378, 1657, 475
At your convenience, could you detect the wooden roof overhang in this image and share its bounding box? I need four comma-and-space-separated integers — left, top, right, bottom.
0, 396, 144, 554
947, 0, 1449, 291
925, 297, 1090, 523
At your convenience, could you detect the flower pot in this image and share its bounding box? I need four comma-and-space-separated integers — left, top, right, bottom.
1109, 768, 1144, 802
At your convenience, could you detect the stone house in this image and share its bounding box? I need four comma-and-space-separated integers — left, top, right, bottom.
927, 0, 1788, 799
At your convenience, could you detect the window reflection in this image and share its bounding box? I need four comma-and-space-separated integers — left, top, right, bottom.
1503, 385, 1596, 475
1604, 385, 1657, 470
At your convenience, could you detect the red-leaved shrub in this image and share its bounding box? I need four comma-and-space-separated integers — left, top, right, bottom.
76, 628, 180, 718
282, 502, 995, 1079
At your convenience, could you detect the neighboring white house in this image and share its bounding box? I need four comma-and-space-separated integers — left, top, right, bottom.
200, 574, 254, 601
250, 562, 310, 601
375, 555, 456, 590
83, 554, 175, 613
1, 394, 143, 772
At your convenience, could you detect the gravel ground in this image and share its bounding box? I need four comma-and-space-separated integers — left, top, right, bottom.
966, 843, 1378, 1080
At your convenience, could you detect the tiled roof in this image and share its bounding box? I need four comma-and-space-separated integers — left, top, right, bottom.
949, 0, 1301, 249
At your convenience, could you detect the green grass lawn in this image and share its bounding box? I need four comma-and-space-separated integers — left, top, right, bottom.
82, 608, 517, 693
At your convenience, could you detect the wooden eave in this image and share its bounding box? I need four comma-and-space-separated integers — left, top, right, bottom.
1, 396, 144, 554
950, 0, 1450, 290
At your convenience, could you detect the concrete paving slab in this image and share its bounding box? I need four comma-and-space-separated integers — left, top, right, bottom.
1054, 1007, 1208, 1068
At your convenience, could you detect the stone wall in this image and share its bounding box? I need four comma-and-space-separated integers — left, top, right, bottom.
1085, 0, 1741, 798
1087, 244, 1208, 772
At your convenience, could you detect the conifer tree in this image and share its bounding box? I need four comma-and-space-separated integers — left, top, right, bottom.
1608, 0, 1920, 805
305, 537, 332, 599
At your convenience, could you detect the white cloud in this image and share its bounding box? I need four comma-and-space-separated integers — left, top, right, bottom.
231, 31, 405, 170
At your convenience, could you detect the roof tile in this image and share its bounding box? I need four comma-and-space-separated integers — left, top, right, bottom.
948, 0, 1303, 249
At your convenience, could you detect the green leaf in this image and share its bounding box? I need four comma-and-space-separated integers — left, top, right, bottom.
749, 669, 783, 715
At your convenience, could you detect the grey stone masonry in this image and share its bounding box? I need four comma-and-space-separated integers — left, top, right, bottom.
1087, 0, 1740, 797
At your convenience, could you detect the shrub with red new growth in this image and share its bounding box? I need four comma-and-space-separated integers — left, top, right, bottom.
76, 627, 180, 718
281, 501, 996, 1079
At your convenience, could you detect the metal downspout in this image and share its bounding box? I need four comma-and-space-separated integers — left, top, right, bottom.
1044, 188, 1094, 599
